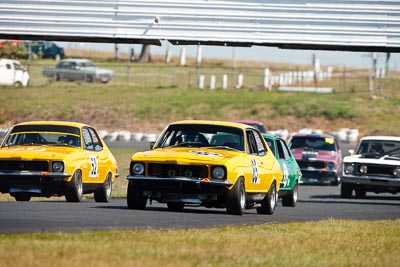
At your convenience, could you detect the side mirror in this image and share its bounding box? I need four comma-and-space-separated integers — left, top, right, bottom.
149, 142, 155, 150
348, 149, 354, 155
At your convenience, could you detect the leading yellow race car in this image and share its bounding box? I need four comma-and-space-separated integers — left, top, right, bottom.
0, 121, 119, 202
126, 120, 282, 215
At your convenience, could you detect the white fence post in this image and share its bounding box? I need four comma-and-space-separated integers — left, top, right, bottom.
236, 74, 244, 89
210, 75, 216, 90
263, 68, 270, 90
198, 75, 205, 89
222, 74, 228, 90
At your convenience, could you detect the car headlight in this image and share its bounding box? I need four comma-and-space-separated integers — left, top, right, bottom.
344, 164, 354, 174
394, 167, 400, 177
52, 161, 64, 172
327, 162, 335, 170
212, 166, 226, 180
359, 165, 368, 174
131, 162, 145, 175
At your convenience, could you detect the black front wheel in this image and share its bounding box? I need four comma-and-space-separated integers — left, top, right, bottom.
226, 177, 246, 215
167, 202, 185, 211
127, 180, 147, 209
340, 183, 353, 198
13, 193, 31, 202
65, 170, 83, 202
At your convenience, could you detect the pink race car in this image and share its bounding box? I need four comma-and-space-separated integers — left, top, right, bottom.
289, 133, 342, 185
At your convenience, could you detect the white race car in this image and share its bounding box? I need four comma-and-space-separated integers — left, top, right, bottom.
340, 136, 400, 198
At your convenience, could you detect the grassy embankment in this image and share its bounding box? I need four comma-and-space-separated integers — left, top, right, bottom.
1, 65, 399, 135
1, 219, 399, 267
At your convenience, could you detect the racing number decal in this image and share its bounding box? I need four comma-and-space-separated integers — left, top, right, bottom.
89, 156, 98, 178
251, 158, 260, 184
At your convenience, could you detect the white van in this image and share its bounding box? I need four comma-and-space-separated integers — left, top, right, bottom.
0, 59, 30, 86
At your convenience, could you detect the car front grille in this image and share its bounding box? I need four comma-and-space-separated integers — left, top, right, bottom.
355, 163, 397, 177
297, 160, 325, 169
148, 163, 208, 178
0, 160, 49, 172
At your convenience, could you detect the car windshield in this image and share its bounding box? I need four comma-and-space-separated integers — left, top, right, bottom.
1, 125, 81, 148
80, 61, 95, 67
356, 140, 400, 156
155, 124, 245, 151
289, 136, 336, 152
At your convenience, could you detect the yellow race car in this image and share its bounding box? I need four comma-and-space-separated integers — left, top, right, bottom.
126, 120, 282, 215
0, 121, 119, 202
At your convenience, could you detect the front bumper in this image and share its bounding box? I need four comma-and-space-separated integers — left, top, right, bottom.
126, 175, 233, 204
341, 174, 400, 191
300, 169, 338, 184
0, 171, 71, 195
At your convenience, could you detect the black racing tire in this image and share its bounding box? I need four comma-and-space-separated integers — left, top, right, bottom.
65, 170, 83, 202
355, 186, 366, 198
94, 173, 112, 203
167, 202, 185, 211
13, 193, 31, 202
127, 180, 147, 209
340, 183, 353, 198
257, 181, 277, 215
85, 75, 94, 83
14, 81, 22, 87
282, 181, 298, 207
54, 73, 61, 81
226, 177, 246, 215
331, 176, 340, 186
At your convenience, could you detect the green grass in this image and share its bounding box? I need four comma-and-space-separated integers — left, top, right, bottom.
1, 219, 398, 267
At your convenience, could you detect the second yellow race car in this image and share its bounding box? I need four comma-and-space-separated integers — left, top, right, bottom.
126, 120, 282, 215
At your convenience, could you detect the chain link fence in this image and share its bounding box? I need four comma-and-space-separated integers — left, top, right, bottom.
25, 60, 400, 98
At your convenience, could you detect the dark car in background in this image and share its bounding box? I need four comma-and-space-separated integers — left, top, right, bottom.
29, 41, 65, 60
289, 133, 342, 185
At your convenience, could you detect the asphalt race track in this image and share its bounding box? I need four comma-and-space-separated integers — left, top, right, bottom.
1, 185, 399, 233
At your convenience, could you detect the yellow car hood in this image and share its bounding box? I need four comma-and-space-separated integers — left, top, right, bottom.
133, 147, 240, 164
0, 146, 78, 160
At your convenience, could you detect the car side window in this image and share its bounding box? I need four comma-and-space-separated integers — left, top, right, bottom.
278, 139, 291, 160
253, 131, 266, 156
82, 128, 94, 151
246, 130, 266, 156
88, 127, 103, 151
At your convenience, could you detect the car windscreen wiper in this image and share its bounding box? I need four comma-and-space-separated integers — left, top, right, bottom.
170, 142, 204, 147
52, 143, 78, 148
208, 146, 241, 152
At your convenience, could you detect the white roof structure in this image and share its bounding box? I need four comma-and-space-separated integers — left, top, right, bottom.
1, 0, 400, 51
